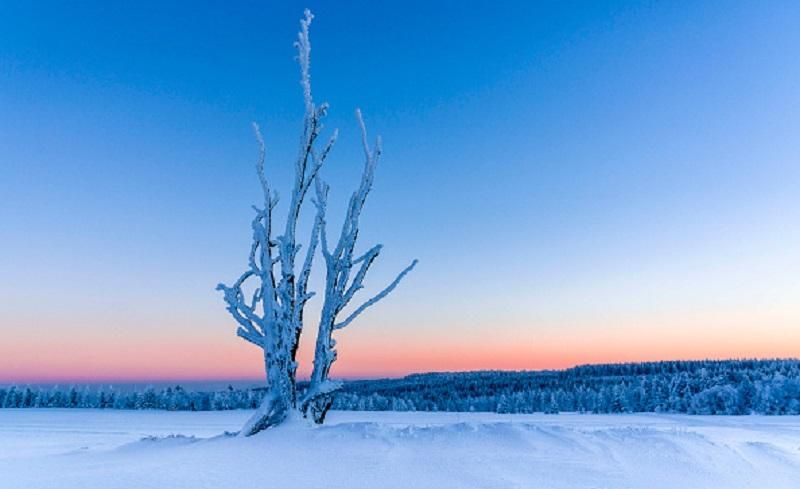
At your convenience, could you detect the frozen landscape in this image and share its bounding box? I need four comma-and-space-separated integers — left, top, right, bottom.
2, 409, 799, 489
3, 3, 799, 489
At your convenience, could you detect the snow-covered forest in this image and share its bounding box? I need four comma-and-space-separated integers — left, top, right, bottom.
4, 359, 799, 415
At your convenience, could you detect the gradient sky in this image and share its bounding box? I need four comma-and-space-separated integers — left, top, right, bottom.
1, 1, 799, 383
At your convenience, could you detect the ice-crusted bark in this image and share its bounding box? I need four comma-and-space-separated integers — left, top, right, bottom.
301, 111, 417, 423
218, 9, 415, 434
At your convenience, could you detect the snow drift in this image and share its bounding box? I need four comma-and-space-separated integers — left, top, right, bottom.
2, 409, 799, 488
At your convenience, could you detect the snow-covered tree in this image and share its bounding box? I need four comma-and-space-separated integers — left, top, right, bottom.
217, 10, 416, 435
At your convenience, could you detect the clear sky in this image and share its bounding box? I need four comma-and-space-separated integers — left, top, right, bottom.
1, 1, 799, 383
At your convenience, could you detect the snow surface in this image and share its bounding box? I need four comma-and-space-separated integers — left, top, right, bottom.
2, 409, 799, 488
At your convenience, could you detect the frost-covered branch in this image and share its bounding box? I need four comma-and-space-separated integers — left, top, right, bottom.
315, 178, 332, 261
341, 244, 382, 305
334, 259, 418, 330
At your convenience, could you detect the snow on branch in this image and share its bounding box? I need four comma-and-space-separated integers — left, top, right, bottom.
334, 259, 418, 331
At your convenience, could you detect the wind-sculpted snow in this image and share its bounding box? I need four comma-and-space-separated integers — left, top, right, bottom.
2, 410, 799, 488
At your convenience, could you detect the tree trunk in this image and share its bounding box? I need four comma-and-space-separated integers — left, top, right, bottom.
240, 350, 294, 436
240, 393, 289, 436
302, 313, 337, 423
302, 393, 334, 424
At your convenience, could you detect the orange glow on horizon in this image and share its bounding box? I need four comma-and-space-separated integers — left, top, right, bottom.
2, 318, 799, 383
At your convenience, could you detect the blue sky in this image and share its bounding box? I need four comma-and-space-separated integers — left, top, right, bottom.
1, 1, 799, 381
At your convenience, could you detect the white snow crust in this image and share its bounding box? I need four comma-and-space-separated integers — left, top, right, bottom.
2, 409, 799, 488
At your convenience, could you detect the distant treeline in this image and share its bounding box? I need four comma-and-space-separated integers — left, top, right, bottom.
2, 359, 799, 415
332, 359, 800, 415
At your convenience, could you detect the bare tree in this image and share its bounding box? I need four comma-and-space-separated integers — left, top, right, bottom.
217, 10, 416, 436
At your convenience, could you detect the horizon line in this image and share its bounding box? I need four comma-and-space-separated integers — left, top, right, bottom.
3, 356, 797, 386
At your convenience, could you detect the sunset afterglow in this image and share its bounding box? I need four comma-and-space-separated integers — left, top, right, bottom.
1, 1, 798, 384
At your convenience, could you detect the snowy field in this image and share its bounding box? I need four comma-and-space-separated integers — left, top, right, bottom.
2, 409, 800, 488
